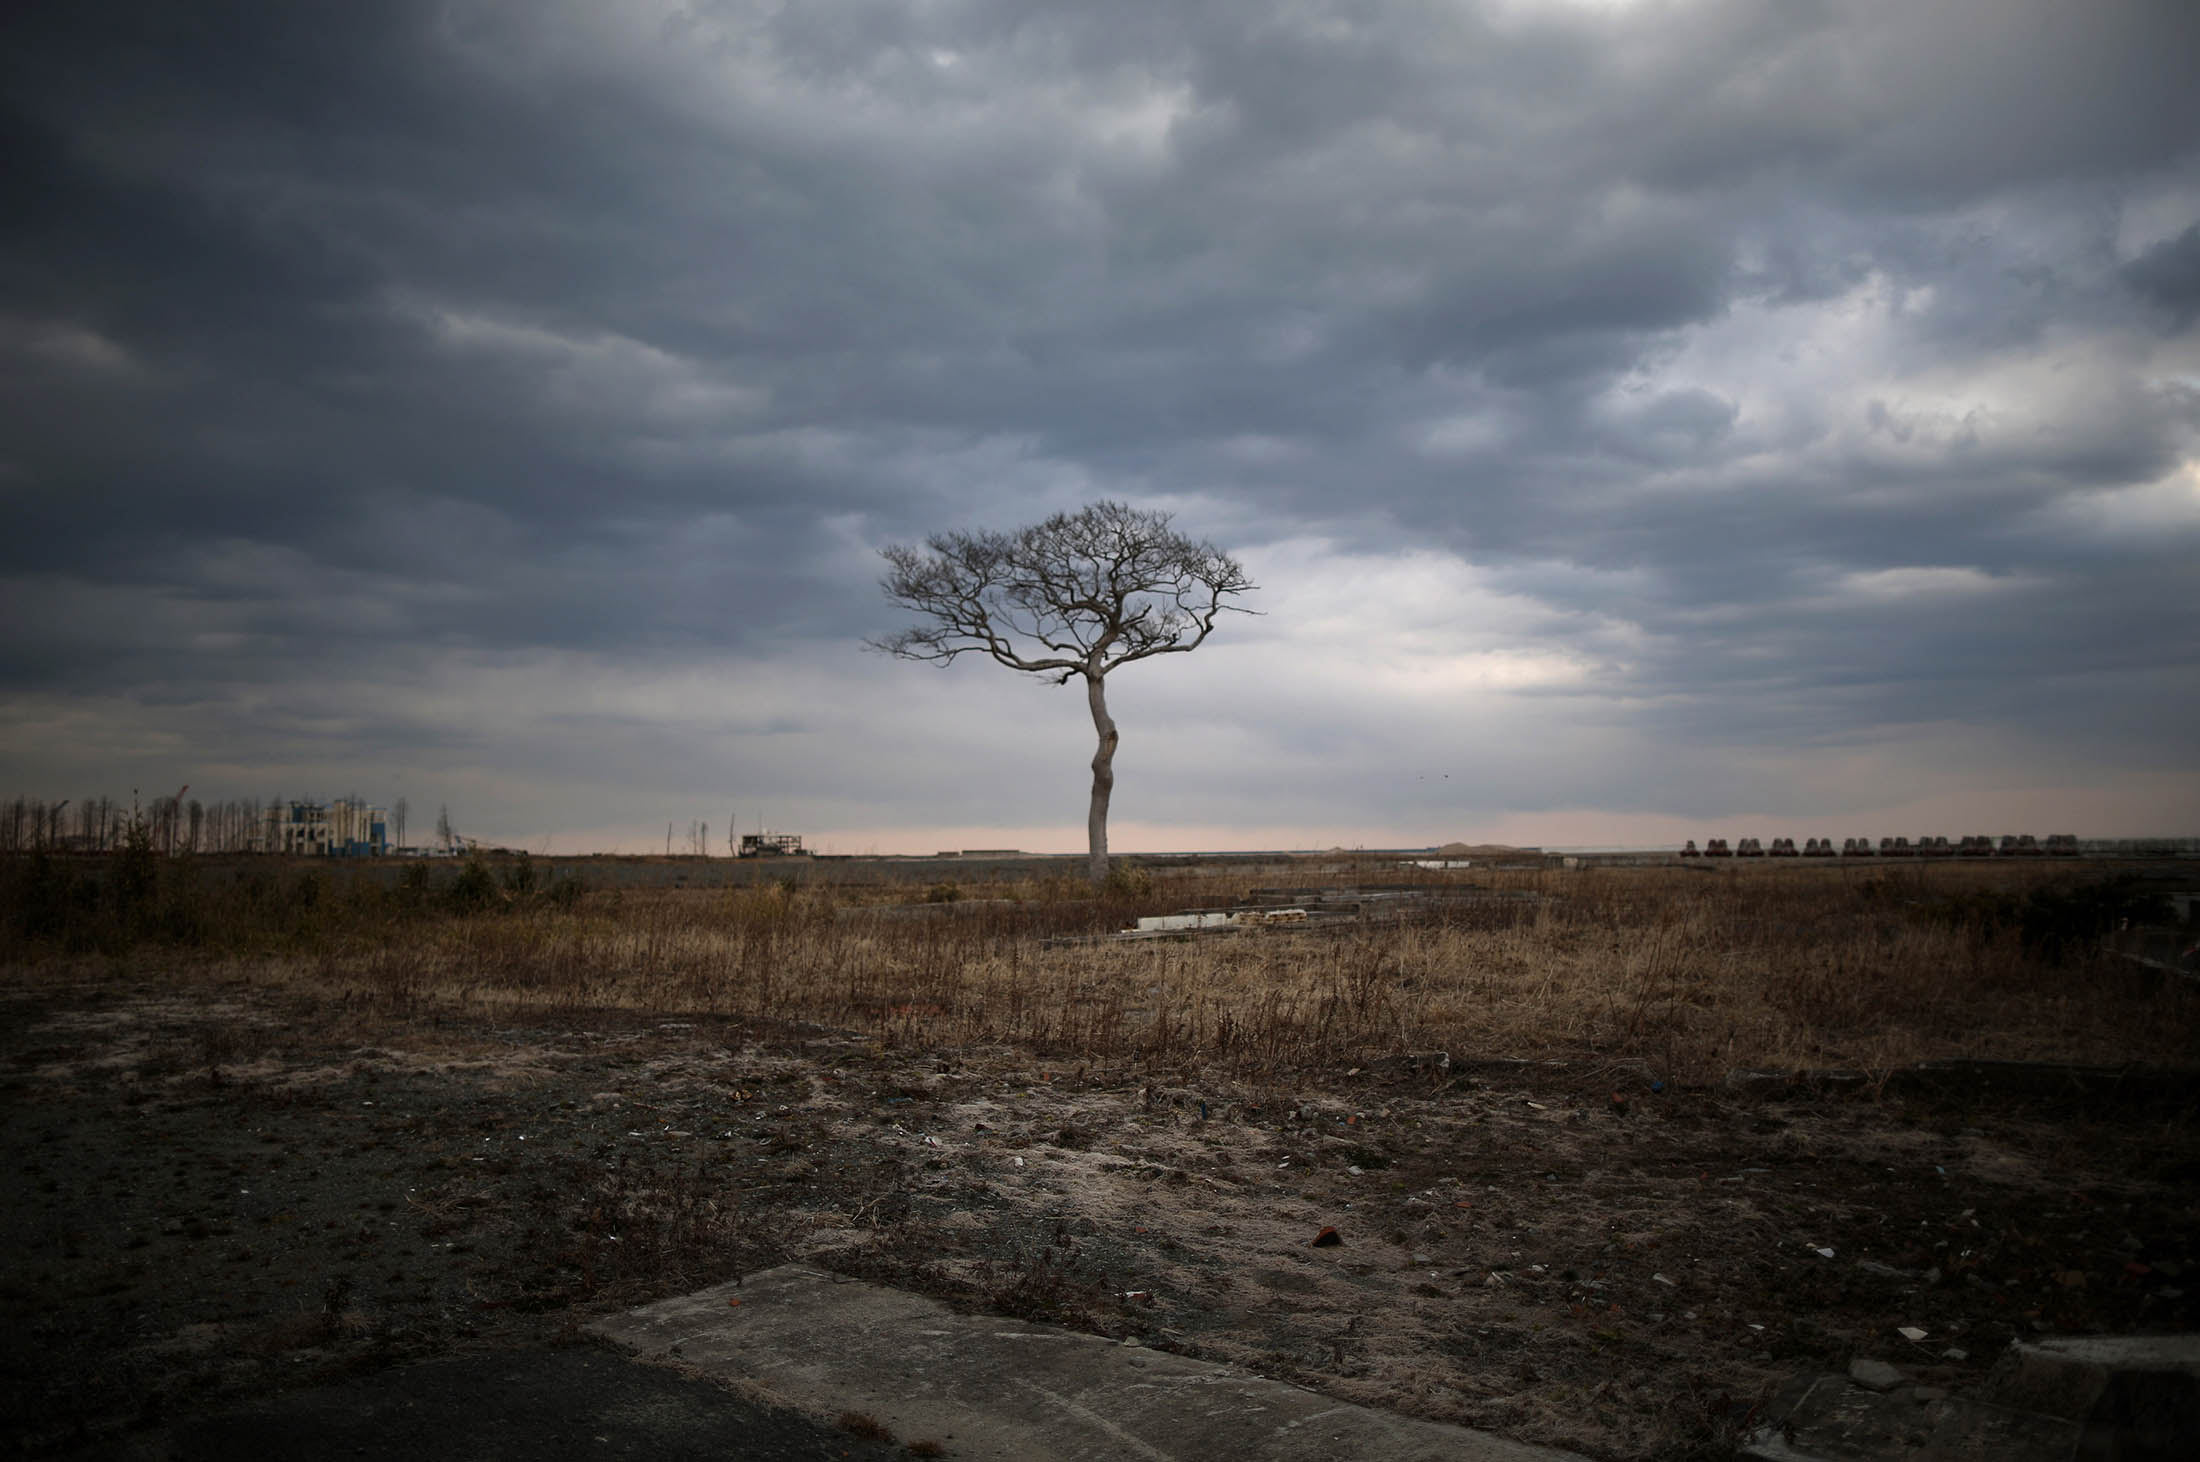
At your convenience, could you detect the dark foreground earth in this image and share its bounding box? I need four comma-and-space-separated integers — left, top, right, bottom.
82, 1347, 912, 1461
5, 974, 2196, 1459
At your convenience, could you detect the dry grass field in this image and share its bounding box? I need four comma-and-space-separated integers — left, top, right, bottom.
5, 850, 2196, 1458
31, 852, 2182, 1080
17, 847, 2195, 1070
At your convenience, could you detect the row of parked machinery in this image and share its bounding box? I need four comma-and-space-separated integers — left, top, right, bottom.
1681, 834, 2081, 858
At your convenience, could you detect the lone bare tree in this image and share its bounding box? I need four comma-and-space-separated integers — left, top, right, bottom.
873, 500, 1255, 883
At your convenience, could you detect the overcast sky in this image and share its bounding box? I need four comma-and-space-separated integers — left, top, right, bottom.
4, 0, 2197, 854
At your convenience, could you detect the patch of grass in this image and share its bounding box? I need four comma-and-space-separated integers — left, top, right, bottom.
982, 1237, 1112, 1328
838, 1411, 894, 1442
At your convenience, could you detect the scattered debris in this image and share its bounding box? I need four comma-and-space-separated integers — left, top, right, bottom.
1051, 885, 1551, 944
1848, 1357, 1905, 1392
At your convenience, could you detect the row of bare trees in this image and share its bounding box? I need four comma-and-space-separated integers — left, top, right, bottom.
0, 795, 421, 856
2, 795, 256, 854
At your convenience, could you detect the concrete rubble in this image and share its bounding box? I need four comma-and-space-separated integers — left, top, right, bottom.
1049, 884, 1548, 945
1745, 1333, 2199, 1461
591, 1264, 1587, 1462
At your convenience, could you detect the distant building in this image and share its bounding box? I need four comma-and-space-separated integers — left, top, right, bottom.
738, 831, 805, 858
264, 800, 330, 855
329, 798, 387, 857
261, 798, 387, 856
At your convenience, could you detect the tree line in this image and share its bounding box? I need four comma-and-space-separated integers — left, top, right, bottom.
1, 795, 419, 856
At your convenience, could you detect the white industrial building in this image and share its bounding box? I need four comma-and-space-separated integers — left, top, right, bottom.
261, 798, 388, 856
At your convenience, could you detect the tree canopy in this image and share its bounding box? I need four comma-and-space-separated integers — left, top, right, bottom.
874, 500, 1254, 682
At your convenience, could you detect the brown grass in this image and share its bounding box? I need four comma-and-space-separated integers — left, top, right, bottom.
43, 856, 2183, 1086
837, 1410, 894, 1442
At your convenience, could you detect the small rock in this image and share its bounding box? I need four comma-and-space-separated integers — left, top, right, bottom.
1850, 1358, 1905, 1392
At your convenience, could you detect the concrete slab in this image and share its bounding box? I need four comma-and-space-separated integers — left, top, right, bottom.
1742, 1373, 2078, 1462
1984, 1335, 2200, 1459
1745, 1336, 2200, 1462
1996, 1334, 2200, 1413
589, 1264, 1584, 1462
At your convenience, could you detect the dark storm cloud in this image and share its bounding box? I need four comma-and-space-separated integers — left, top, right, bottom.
2, 0, 2197, 837
2126, 225, 2200, 329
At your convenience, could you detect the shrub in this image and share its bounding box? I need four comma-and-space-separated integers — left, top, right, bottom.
111, 815, 160, 925
446, 857, 501, 915
3, 852, 73, 944
1103, 860, 1154, 899
1919, 876, 2171, 963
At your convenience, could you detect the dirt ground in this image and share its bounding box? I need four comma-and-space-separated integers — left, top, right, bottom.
5, 973, 2196, 1460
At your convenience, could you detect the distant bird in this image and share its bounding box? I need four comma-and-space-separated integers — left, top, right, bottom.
1608, 1091, 1631, 1118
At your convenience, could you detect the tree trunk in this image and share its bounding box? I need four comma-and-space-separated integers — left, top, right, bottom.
1086, 668, 1117, 884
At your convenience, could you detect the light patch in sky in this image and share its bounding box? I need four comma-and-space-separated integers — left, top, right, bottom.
415, 302, 770, 422
1834, 566, 2035, 603
1076, 78, 1199, 159
2026, 458, 2200, 540
1, 317, 144, 377
1415, 409, 1518, 459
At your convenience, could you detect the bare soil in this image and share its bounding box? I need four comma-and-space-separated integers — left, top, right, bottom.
5, 973, 2196, 1460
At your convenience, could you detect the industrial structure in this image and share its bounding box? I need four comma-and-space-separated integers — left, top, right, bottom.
260, 798, 388, 856
738, 830, 806, 858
